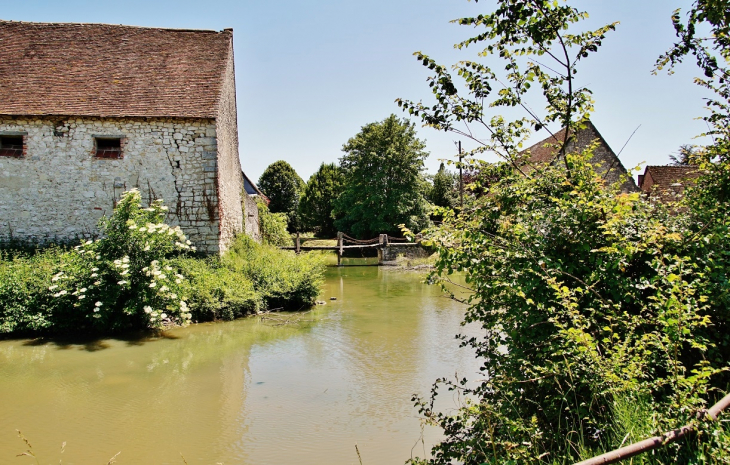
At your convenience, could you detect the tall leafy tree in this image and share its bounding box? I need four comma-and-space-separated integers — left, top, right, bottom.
669, 144, 699, 165
334, 114, 430, 238
298, 163, 344, 237
257, 160, 305, 232
428, 162, 458, 209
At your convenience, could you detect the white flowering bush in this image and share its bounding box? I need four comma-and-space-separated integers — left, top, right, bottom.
1, 189, 328, 336
47, 189, 193, 331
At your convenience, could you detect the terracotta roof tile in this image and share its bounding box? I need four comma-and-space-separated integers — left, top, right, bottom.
639, 165, 702, 202
520, 127, 569, 164
517, 121, 638, 193
0, 20, 232, 118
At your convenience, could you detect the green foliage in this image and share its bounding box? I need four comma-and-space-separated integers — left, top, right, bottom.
399, 1, 730, 464
334, 114, 431, 238
256, 197, 291, 247
173, 236, 325, 320
428, 163, 458, 209
415, 154, 728, 463
0, 247, 62, 334
0, 190, 193, 334
0, 191, 326, 336
655, 2, 730, 370
172, 256, 262, 321
223, 235, 325, 311
258, 160, 306, 232
299, 162, 344, 237
670, 144, 700, 166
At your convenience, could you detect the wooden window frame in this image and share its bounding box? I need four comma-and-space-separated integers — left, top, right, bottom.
0, 132, 27, 158
93, 135, 125, 159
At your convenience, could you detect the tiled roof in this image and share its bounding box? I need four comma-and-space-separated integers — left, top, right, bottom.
520, 127, 569, 164
639, 165, 702, 202
517, 121, 638, 193
0, 20, 232, 119
243, 171, 268, 201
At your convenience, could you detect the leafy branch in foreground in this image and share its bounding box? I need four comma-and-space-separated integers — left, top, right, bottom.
400, 1, 730, 464
396, 0, 616, 172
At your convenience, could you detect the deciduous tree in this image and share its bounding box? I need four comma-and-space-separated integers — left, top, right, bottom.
257, 160, 305, 232
428, 162, 458, 209
298, 163, 344, 237
334, 114, 430, 238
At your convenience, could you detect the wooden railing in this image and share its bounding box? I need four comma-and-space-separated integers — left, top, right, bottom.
281, 232, 417, 265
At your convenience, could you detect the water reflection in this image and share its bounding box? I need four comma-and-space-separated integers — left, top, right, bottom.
0, 266, 479, 464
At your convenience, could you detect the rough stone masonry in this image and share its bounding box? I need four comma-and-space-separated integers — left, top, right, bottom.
0, 21, 251, 254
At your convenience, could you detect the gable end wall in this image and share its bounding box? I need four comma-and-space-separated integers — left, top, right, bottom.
214, 41, 245, 251
566, 123, 639, 193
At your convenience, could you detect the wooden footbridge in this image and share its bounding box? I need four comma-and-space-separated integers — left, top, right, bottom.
280, 232, 422, 265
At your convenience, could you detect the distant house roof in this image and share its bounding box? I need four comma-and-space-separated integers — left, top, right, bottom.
519, 121, 638, 192
520, 126, 570, 164
0, 20, 232, 119
638, 165, 702, 202
243, 171, 269, 203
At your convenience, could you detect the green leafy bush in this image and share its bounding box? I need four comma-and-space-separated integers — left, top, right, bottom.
257, 197, 292, 247
0, 248, 61, 334
172, 238, 325, 320
172, 257, 262, 321
398, 0, 730, 462
0, 190, 326, 336
223, 235, 325, 310
0, 190, 194, 334
413, 150, 729, 464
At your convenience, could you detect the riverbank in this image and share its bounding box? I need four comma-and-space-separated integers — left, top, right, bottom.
0, 191, 326, 338
0, 237, 325, 338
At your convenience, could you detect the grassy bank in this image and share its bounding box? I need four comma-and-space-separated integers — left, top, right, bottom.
0, 190, 325, 337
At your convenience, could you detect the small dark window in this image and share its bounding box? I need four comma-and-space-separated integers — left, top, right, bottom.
95, 137, 122, 159
0, 135, 24, 157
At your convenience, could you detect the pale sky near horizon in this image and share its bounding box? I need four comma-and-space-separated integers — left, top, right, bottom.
1, 0, 712, 183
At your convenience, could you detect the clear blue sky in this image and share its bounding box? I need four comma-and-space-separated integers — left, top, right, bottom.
2, 0, 710, 182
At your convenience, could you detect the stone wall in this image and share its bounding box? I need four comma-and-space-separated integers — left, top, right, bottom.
214, 39, 245, 252
0, 115, 225, 253
242, 194, 260, 241
378, 243, 429, 263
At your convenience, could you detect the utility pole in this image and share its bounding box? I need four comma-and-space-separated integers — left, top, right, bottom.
458, 141, 464, 209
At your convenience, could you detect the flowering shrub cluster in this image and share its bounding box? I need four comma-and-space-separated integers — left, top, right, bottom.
0, 189, 326, 336
43, 189, 194, 331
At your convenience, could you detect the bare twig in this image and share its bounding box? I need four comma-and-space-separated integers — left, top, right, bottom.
107, 451, 121, 465
355, 443, 364, 465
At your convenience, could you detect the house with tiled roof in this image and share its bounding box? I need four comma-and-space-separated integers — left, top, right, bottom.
0, 20, 254, 253
638, 165, 701, 203
520, 120, 638, 193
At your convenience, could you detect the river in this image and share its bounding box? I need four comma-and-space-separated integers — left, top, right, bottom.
0, 264, 479, 464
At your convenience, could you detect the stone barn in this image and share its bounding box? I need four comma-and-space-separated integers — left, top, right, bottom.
0, 20, 251, 254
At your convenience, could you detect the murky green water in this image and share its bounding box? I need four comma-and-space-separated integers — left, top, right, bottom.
0, 265, 478, 464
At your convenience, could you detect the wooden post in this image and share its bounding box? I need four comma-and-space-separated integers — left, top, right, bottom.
337, 231, 343, 266
458, 140, 464, 210
296, 232, 300, 254
378, 234, 385, 265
